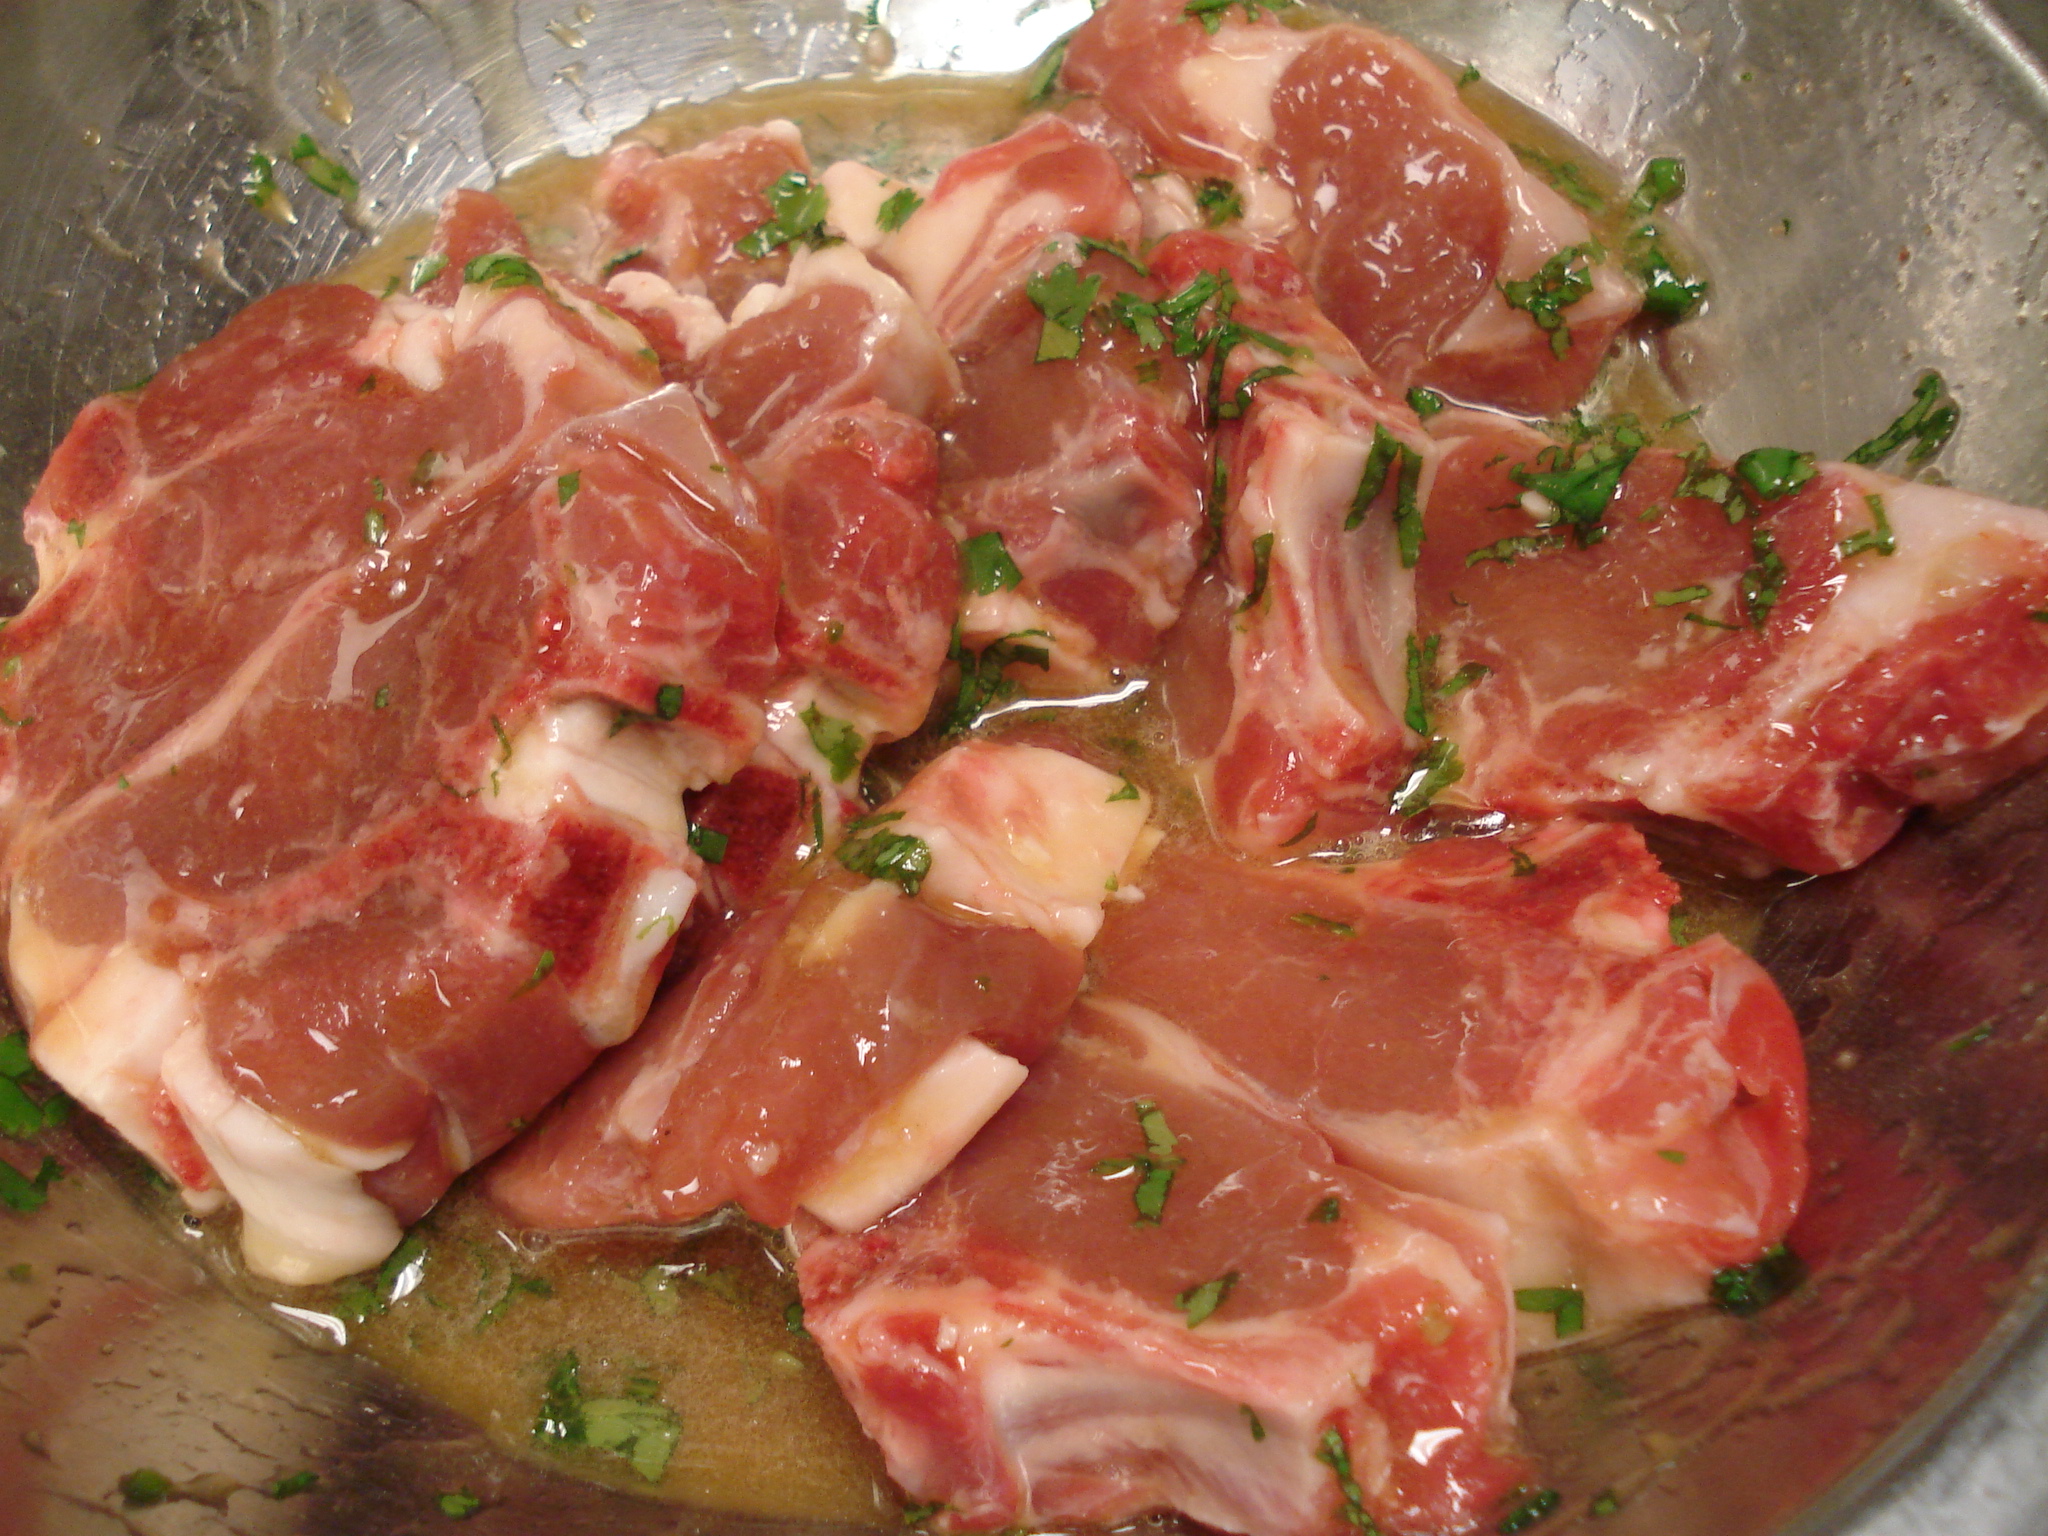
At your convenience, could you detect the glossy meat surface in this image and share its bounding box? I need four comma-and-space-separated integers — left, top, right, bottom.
1, 198, 782, 1282
486, 741, 1153, 1231
1091, 825, 1809, 1331
1061, 0, 1640, 415
797, 1000, 1525, 1536
1415, 410, 2048, 872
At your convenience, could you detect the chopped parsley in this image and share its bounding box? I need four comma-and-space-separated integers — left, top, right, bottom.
330, 1230, 428, 1322
1289, 912, 1356, 938
119, 1469, 173, 1507
1627, 157, 1688, 217
1658, 1148, 1689, 1164
0, 1030, 71, 1140
1514, 145, 1605, 212
1242, 1405, 1268, 1440
534, 1351, 587, 1445
1347, 425, 1403, 530
438, 1490, 483, 1519
372, 685, 391, 710
1407, 386, 1446, 419
1093, 1097, 1184, 1226
240, 149, 280, 203
946, 627, 1052, 734
1466, 532, 1566, 568
1457, 64, 1481, 87
1403, 632, 1442, 734
800, 703, 864, 781
1183, 0, 1294, 34
1733, 446, 1817, 502
1514, 1285, 1586, 1339
1674, 445, 1743, 520
1026, 261, 1103, 362
1196, 177, 1245, 226
1217, 362, 1297, 421
1075, 235, 1151, 276
1590, 1490, 1621, 1518
412, 449, 443, 487
601, 246, 646, 276
289, 134, 358, 199
1631, 245, 1708, 319
1176, 1270, 1239, 1327
1510, 427, 1640, 545
1239, 531, 1276, 611
407, 252, 448, 292
1652, 585, 1711, 607
531, 1353, 682, 1482
362, 505, 388, 548
959, 530, 1024, 594
901, 1503, 949, 1528
1500, 243, 1599, 358
1024, 31, 1072, 104
836, 825, 933, 896
1390, 736, 1463, 817
1440, 662, 1489, 697
1710, 1242, 1803, 1315
1948, 1021, 1995, 1054
1107, 776, 1141, 803
1498, 1487, 1562, 1533
1839, 493, 1896, 560
0, 1155, 62, 1214
557, 471, 581, 505
1311, 1195, 1341, 1223
735, 171, 834, 259
464, 252, 546, 290
477, 1271, 552, 1330
1509, 847, 1538, 876
1280, 812, 1320, 847
514, 949, 556, 996
1738, 524, 1787, 629
1846, 370, 1959, 469
1315, 1428, 1382, 1533
784, 1298, 810, 1337
876, 187, 923, 232
266, 1471, 319, 1501
688, 822, 729, 864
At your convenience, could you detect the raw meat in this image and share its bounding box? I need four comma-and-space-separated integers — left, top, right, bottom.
0, 210, 780, 1283
1413, 409, 2048, 873
1149, 231, 1429, 851
1089, 823, 1809, 1335
796, 998, 1525, 1536
486, 740, 1156, 1233
1061, 0, 1641, 415
856, 118, 1211, 680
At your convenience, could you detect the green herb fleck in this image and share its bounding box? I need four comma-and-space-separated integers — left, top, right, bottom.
1390, 737, 1463, 817
801, 703, 864, 781
584, 1390, 681, 1482
1182, 0, 1294, 34
1407, 386, 1447, 419
1289, 912, 1356, 938
438, 1490, 482, 1519
1403, 632, 1441, 734
1176, 1271, 1239, 1327
1948, 1021, 1995, 1054
266, 1471, 319, 1501
1458, 64, 1481, 87
655, 682, 684, 721
1440, 662, 1489, 697
119, 1469, 173, 1508
960, 530, 1024, 594
1514, 145, 1605, 213
1839, 493, 1896, 560
1108, 777, 1141, 803
0, 1154, 62, 1213
1653, 585, 1711, 607
877, 186, 924, 232
688, 822, 729, 864
290, 134, 358, 199
1846, 371, 1959, 469
735, 171, 834, 259
1658, 1148, 1689, 1164
1509, 847, 1537, 877
1241, 1404, 1267, 1440
372, 685, 391, 710
1196, 178, 1245, 227
1498, 1488, 1562, 1533
602, 246, 646, 276
463, 252, 546, 290
1590, 1490, 1621, 1518
1316, 1428, 1382, 1533
1711, 1243, 1803, 1315
1514, 1286, 1586, 1339
557, 471, 581, 505
1501, 243, 1599, 358
407, 252, 448, 292
241, 151, 279, 209
1734, 446, 1817, 502
836, 827, 933, 897
1628, 157, 1688, 216
1094, 1097, 1184, 1226
1311, 1195, 1341, 1223
1466, 532, 1566, 568
1510, 434, 1638, 545
1239, 531, 1277, 611
515, 949, 556, 996
1024, 32, 1072, 104
1631, 245, 1707, 319
1739, 524, 1787, 629
946, 627, 1053, 733
784, 1298, 810, 1338
1026, 261, 1103, 362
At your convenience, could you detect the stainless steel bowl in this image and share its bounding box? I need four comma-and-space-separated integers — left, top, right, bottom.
4, 1, 2048, 1532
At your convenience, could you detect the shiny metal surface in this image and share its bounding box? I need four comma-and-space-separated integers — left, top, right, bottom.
2, 1, 2047, 1531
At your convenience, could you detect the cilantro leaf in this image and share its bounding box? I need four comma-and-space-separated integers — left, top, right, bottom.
1093, 1097, 1184, 1225
835, 827, 933, 896
688, 822, 728, 864
800, 703, 864, 782
946, 628, 1052, 734
1025, 261, 1103, 362
1501, 243, 1599, 357
1839, 493, 1896, 560
735, 171, 834, 259
289, 134, 358, 199
1710, 1242, 1803, 1315
463, 252, 546, 290
1239, 531, 1276, 611
1390, 737, 1463, 817
1175, 1270, 1239, 1327
1627, 156, 1688, 217
1182, 0, 1294, 33
1196, 177, 1244, 226
1733, 446, 1817, 502
959, 531, 1024, 594
1513, 1285, 1586, 1338
876, 187, 923, 232
583, 1393, 680, 1482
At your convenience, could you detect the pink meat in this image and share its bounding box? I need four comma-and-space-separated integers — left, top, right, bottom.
875, 118, 1210, 675
486, 740, 1149, 1232
795, 1000, 1525, 1536
1091, 824, 1809, 1331
1150, 232, 1427, 850
1414, 410, 2048, 873
592, 122, 813, 314
1061, 0, 1640, 415
0, 199, 786, 1280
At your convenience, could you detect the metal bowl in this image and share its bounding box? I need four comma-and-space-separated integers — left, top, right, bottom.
3, 1, 2048, 1532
